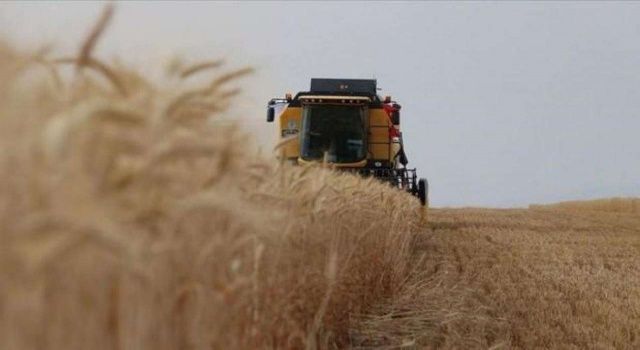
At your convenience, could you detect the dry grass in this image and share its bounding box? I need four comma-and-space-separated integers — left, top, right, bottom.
0, 23, 424, 350
530, 197, 640, 215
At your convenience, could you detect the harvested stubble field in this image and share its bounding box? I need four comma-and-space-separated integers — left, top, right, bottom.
375, 204, 640, 349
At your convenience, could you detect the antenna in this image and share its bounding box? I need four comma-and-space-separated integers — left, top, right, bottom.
373, 74, 382, 90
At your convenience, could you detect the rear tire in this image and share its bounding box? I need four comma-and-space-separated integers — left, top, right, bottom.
418, 178, 428, 206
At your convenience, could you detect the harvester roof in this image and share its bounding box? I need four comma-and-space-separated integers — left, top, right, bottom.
310, 78, 377, 95
288, 78, 382, 107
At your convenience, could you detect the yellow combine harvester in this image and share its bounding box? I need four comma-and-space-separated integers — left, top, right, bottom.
267, 78, 428, 206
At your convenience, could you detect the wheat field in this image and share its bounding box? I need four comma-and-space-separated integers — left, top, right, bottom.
2, 6, 640, 350
530, 197, 640, 215
0, 17, 425, 349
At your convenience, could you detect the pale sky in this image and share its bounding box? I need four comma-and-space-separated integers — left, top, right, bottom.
2, 1, 639, 207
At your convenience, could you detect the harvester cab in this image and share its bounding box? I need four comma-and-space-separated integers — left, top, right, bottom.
267, 78, 428, 206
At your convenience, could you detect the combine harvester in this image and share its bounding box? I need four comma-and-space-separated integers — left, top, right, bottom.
266, 78, 428, 206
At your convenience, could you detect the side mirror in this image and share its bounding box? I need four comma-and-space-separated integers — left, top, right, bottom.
390, 103, 401, 125
267, 106, 275, 122
391, 110, 400, 125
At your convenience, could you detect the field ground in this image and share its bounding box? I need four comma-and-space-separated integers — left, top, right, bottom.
354, 207, 640, 349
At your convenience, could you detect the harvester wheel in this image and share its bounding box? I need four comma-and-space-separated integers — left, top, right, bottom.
418, 178, 428, 206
